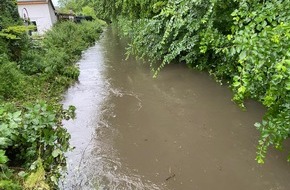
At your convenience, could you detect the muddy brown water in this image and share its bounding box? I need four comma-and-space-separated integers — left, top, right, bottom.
60, 27, 290, 190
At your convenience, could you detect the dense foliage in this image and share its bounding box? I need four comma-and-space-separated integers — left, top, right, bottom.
229, 0, 290, 163
62, 0, 290, 163
0, 2, 105, 188
59, 0, 168, 21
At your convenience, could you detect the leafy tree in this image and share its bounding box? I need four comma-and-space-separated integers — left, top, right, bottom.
0, 0, 29, 62
82, 6, 97, 19
0, 0, 21, 28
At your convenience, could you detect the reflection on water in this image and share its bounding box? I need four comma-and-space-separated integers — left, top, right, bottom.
60, 28, 290, 190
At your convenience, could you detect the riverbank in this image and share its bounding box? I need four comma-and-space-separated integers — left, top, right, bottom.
0, 20, 105, 189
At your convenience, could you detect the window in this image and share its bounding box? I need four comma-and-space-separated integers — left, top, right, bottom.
31, 21, 37, 32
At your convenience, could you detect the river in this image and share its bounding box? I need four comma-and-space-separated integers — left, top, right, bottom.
59, 27, 290, 190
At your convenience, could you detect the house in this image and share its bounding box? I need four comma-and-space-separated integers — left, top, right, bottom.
17, 0, 57, 35
56, 12, 76, 22
56, 11, 94, 23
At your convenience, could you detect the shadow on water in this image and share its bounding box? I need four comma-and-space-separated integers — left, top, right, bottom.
60, 27, 290, 190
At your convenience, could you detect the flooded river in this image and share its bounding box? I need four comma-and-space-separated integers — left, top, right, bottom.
60, 28, 290, 190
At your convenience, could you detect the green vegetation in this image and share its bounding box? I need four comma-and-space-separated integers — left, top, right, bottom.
0, 0, 105, 188
62, 0, 290, 164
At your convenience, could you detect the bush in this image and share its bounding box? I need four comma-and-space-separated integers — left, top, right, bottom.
41, 21, 105, 85
0, 180, 21, 190
0, 62, 25, 99
0, 102, 75, 187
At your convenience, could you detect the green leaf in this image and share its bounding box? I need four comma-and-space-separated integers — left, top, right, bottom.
0, 150, 8, 164
256, 157, 265, 164
18, 171, 28, 178
13, 111, 21, 119
232, 81, 241, 87
239, 51, 247, 60
238, 86, 246, 94
0, 137, 9, 147
50, 176, 58, 185
52, 149, 62, 158
254, 122, 261, 129
286, 81, 290, 91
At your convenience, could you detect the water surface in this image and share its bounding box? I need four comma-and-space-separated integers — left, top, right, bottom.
60, 28, 290, 190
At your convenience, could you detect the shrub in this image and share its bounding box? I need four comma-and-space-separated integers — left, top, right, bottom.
0, 62, 25, 99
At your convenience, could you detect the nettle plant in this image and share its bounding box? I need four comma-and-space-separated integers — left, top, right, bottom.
0, 102, 76, 187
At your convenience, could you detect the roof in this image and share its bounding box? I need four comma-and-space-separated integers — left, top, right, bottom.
17, 0, 56, 10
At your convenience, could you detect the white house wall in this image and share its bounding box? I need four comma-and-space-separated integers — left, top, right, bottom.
48, 1, 57, 24
17, 3, 56, 35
